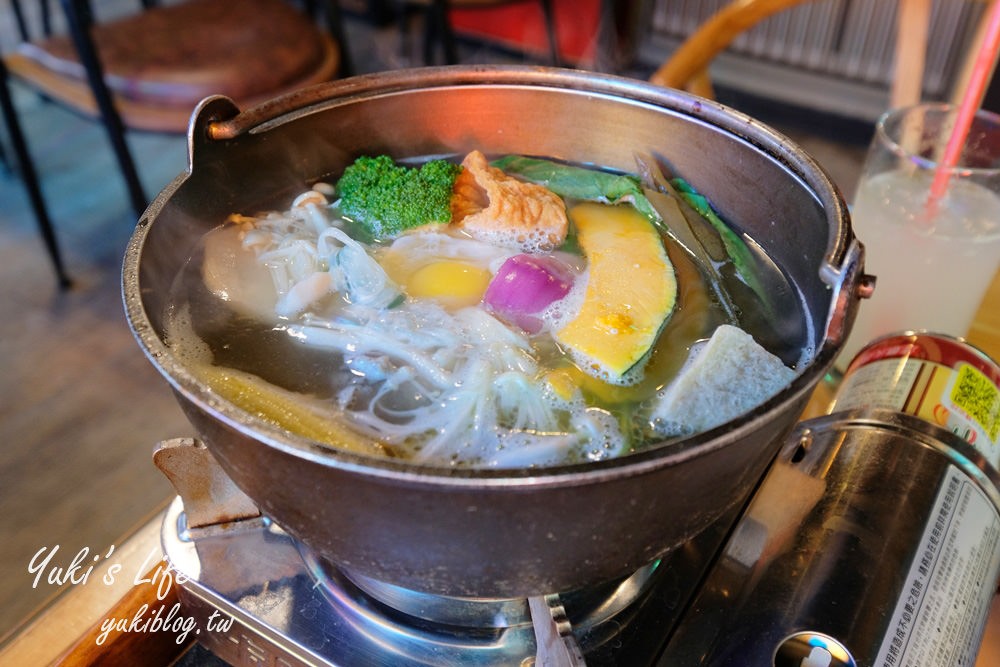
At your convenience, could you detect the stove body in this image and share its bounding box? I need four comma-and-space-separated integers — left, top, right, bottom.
160, 409, 1000, 666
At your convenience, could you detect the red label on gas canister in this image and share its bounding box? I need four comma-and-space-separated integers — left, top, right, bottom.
835, 332, 1000, 467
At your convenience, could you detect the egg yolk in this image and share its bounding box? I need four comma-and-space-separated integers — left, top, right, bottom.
406, 261, 492, 308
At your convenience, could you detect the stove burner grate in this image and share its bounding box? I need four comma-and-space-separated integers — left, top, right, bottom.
162, 497, 708, 666
299, 543, 662, 655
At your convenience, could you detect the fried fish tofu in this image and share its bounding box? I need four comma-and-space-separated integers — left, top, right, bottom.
450, 150, 568, 251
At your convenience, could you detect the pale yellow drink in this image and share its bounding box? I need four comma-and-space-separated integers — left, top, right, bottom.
838, 168, 1000, 368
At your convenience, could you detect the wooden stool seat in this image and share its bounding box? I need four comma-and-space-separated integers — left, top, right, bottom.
6, 0, 339, 132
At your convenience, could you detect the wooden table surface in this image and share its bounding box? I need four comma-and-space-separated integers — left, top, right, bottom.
968, 267, 1000, 364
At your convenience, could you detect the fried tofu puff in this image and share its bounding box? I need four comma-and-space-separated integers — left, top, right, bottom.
450, 150, 568, 252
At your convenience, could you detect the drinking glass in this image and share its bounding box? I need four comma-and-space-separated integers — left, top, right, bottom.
836, 103, 1000, 369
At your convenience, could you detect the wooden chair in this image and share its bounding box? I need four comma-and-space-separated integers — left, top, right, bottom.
648, 0, 936, 109
3, 0, 349, 220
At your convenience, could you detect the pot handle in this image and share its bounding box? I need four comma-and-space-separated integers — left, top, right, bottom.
153, 437, 261, 530
185, 88, 346, 169
820, 238, 876, 348
186, 80, 360, 148
184, 95, 241, 171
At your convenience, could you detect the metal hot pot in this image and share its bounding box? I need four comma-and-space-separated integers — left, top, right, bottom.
123, 66, 865, 598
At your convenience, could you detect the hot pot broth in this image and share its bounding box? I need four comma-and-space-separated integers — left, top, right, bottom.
164, 152, 805, 468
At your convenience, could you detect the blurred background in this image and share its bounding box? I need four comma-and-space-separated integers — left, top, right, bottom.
0, 0, 994, 640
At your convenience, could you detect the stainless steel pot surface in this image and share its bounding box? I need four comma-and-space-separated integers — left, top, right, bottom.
123, 66, 865, 597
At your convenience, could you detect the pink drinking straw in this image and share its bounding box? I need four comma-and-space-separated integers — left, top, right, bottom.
927, 0, 1000, 211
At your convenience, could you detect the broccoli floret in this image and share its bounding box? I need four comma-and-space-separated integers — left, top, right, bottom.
335, 155, 462, 240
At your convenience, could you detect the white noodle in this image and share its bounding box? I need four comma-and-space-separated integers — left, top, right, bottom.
220, 188, 629, 467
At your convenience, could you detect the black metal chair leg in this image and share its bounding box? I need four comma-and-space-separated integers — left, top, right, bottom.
422, 3, 436, 64
321, 0, 354, 77
0, 59, 72, 289
60, 0, 148, 218
428, 0, 458, 65
10, 0, 30, 41
0, 135, 11, 173
538, 0, 560, 66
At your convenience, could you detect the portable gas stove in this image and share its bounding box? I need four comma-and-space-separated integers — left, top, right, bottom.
156, 407, 1000, 667
156, 435, 728, 667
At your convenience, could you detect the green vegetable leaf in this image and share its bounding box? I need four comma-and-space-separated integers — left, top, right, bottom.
639, 184, 739, 323
633, 152, 783, 326
669, 177, 770, 309
491, 155, 662, 222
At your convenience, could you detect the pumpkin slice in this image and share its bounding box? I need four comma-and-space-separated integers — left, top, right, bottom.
556, 203, 677, 380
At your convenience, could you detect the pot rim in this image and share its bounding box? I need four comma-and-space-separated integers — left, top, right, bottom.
123, 65, 853, 488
